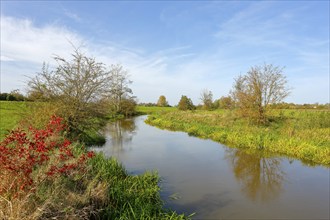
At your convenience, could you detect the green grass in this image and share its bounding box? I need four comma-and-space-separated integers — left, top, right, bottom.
88, 154, 191, 219
0, 101, 191, 219
0, 101, 29, 140
137, 106, 178, 115
145, 108, 330, 165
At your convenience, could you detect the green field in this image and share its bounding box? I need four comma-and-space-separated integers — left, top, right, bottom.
0, 101, 29, 139
145, 108, 330, 165
137, 105, 178, 115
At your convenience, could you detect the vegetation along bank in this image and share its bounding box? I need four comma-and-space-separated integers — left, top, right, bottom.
144, 108, 330, 166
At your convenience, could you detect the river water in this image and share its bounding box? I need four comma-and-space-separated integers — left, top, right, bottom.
90, 116, 329, 219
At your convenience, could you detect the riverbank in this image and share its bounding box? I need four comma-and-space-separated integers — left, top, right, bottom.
144, 108, 330, 165
0, 101, 190, 219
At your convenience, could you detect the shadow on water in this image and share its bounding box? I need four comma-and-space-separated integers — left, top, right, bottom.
225, 148, 285, 202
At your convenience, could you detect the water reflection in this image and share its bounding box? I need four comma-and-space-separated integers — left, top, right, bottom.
225, 148, 285, 202
91, 116, 329, 219
103, 118, 136, 155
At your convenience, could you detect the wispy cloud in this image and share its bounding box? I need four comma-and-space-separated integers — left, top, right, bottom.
63, 9, 82, 22
0, 55, 14, 62
1, 0, 329, 105
0, 15, 213, 104
1, 16, 83, 65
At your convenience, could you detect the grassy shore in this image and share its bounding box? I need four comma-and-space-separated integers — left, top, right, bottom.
144, 108, 330, 165
0, 101, 190, 219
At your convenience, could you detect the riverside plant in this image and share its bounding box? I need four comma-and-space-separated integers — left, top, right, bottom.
0, 115, 95, 199
0, 114, 190, 220
145, 109, 330, 165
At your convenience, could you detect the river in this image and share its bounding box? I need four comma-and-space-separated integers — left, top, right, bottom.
89, 116, 329, 219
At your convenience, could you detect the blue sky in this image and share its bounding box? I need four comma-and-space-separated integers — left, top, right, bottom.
1, 1, 329, 105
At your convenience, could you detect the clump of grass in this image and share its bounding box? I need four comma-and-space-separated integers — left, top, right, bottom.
145, 109, 330, 165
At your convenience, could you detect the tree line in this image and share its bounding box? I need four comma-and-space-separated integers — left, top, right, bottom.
148, 63, 328, 124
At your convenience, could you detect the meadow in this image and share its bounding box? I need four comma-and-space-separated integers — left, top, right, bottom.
143, 107, 330, 165
0, 101, 190, 219
0, 101, 29, 139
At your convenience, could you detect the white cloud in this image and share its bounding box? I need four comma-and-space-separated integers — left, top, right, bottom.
0, 15, 223, 104
0, 55, 14, 61
1, 16, 83, 65
1, 8, 328, 104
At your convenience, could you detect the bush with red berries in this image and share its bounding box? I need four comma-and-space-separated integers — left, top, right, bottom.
0, 115, 95, 198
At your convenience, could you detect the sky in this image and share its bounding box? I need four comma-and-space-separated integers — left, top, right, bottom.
0, 1, 329, 105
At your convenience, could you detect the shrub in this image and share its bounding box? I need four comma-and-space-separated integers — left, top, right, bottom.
0, 115, 94, 198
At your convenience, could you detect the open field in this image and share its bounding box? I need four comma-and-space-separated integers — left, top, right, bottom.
137, 105, 178, 115
145, 107, 330, 165
0, 101, 29, 140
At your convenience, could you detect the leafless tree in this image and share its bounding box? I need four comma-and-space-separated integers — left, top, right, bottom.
231, 63, 290, 123
108, 64, 133, 113
28, 49, 132, 136
200, 89, 213, 110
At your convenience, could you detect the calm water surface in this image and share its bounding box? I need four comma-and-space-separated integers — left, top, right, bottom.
90, 116, 329, 219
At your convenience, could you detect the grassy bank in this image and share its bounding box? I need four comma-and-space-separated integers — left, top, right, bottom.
0, 102, 190, 219
1, 146, 188, 219
0, 101, 106, 145
145, 108, 330, 165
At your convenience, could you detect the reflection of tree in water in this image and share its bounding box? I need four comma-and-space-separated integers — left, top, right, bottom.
107, 118, 136, 155
225, 148, 285, 202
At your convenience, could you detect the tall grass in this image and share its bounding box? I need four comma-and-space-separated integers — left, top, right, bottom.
0, 104, 191, 219
146, 109, 330, 165
1, 154, 189, 219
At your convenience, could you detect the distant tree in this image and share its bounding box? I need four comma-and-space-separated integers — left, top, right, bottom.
9, 89, 25, 101
231, 63, 290, 124
200, 89, 213, 110
108, 64, 133, 114
178, 95, 195, 110
0, 93, 8, 101
138, 102, 157, 107
157, 95, 168, 107
27, 89, 46, 101
6, 94, 15, 101
218, 96, 234, 109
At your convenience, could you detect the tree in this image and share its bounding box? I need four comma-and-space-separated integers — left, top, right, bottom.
231, 63, 290, 123
0, 93, 8, 101
108, 64, 133, 113
157, 95, 168, 107
200, 89, 213, 110
217, 96, 234, 109
178, 95, 195, 110
119, 97, 137, 117
28, 49, 129, 137
9, 89, 25, 101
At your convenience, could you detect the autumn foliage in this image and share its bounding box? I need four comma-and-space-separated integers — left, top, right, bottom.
0, 115, 94, 198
